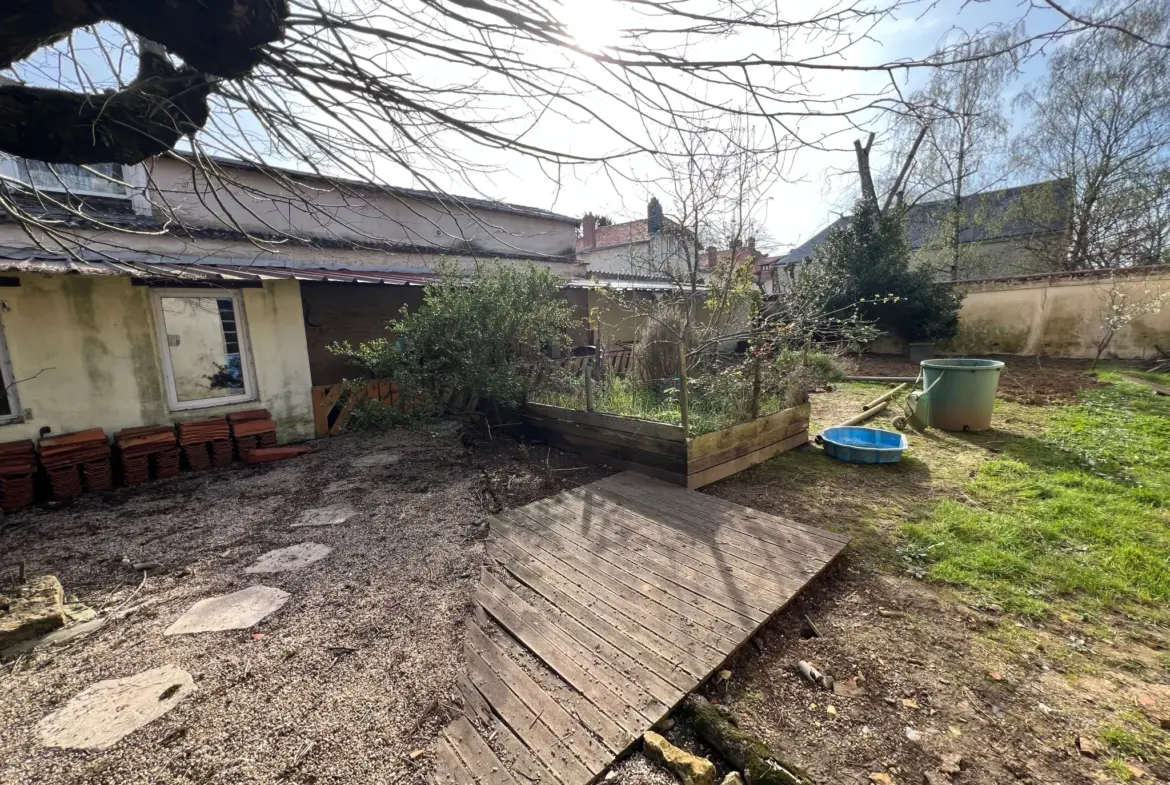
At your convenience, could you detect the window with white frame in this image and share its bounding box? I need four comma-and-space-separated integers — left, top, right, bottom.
151, 289, 257, 411
0, 312, 20, 424
0, 156, 153, 216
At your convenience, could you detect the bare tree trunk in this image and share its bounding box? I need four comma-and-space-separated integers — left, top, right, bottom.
854, 133, 877, 206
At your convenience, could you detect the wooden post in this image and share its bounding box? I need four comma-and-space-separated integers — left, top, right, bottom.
584, 358, 594, 412
678, 342, 689, 437
751, 355, 762, 420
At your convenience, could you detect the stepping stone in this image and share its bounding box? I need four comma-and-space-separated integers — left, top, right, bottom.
324, 479, 361, 494
293, 503, 354, 528
353, 451, 402, 468
164, 586, 289, 636
37, 664, 195, 750
244, 543, 332, 574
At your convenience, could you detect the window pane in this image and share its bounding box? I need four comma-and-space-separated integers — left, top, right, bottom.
21, 160, 126, 196
160, 296, 246, 402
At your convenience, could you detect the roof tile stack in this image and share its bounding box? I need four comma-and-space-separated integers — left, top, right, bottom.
39, 429, 112, 500
114, 425, 179, 486
0, 439, 37, 511
228, 410, 278, 461
177, 418, 230, 472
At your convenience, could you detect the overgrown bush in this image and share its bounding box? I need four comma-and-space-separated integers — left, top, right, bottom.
330, 260, 578, 412
816, 199, 962, 343
632, 306, 692, 394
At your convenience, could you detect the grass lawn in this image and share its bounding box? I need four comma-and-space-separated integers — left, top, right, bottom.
904, 375, 1170, 619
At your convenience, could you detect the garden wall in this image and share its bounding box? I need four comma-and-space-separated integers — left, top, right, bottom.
521, 401, 810, 489
946, 267, 1170, 359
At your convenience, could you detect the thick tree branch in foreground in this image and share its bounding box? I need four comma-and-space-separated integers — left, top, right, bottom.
0, 52, 210, 164
0, 0, 288, 77
679, 694, 816, 785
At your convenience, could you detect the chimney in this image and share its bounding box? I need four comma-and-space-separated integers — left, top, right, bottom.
647, 197, 663, 235
706, 246, 718, 269
582, 214, 597, 249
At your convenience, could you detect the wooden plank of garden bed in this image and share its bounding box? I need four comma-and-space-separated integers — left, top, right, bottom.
686, 430, 810, 489
687, 418, 810, 475
524, 412, 687, 459
526, 426, 687, 485
523, 414, 686, 471
525, 402, 685, 442
686, 403, 811, 459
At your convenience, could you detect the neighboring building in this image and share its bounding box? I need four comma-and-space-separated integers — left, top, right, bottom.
576, 198, 700, 279
771, 180, 1071, 288
0, 154, 582, 442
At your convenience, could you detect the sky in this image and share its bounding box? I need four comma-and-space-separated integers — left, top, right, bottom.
4, 0, 1080, 255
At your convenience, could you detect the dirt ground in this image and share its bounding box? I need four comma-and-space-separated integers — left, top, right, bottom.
3, 383, 1167, 785
843, 353, 1109, 405
0, 424, 607, 785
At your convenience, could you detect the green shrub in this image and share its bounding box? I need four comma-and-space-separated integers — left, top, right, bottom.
330, 260, 578, 411
817, 199, 962, 343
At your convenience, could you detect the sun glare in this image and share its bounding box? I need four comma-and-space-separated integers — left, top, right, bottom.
561, 0, 625, 53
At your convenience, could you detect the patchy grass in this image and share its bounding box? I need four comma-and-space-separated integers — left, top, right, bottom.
903, 378, 1170, 618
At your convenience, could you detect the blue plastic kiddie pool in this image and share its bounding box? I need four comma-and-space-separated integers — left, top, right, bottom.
819, 426, 908, 464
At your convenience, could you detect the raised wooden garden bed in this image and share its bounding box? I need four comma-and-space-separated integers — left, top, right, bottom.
522, 401, 811, 488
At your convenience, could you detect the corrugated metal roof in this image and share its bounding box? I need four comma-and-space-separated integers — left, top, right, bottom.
0, 247, 683, 291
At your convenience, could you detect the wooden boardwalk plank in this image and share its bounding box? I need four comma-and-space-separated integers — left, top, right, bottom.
434, 736, 479, 785
547, 487, 800, 606
464, 624, 600, 783
484, 540, 687, 703
555, 485, 810, 600
477, 569, 651, 736
506, 504, 753, 644
457, 675, 560, 785
442, 472, 849, 785
523, 493, 768, 625
588, 479, 839, 575
603, 472, 850, 547
443, 716, 522, 785
493, 514, 721, 677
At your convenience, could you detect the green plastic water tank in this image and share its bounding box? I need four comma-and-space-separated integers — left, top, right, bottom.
919, 359, 1004, 432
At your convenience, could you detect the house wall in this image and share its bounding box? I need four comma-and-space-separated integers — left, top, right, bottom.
145, 158, 578, 261
945, 269, 1170, 359
0, 274, 314, 443
911, 235, 1060, 281
579, 234, 689, 277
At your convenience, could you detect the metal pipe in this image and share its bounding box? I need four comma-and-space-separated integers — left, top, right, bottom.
862, 383, 908, 411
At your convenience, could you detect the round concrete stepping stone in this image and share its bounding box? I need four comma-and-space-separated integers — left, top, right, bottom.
293, 503, 354, 528
353, 451, 402, 468
244, 543, 332, 574
37, 664, 196, 750
164, 586, 290, 636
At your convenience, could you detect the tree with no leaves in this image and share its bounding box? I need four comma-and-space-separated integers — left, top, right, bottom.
1016, 0, 1170, 271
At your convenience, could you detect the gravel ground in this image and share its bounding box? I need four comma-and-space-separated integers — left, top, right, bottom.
0, 424, 607, 785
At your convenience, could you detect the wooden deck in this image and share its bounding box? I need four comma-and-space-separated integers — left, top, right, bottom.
434, 472, 849, 784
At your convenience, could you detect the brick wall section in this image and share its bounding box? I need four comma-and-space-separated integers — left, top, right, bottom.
301, 282, 425, 385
